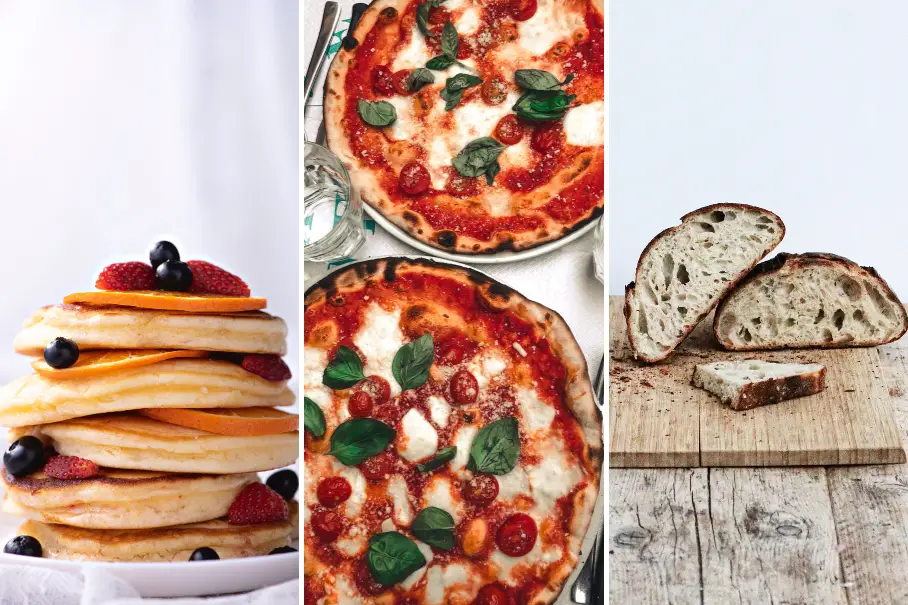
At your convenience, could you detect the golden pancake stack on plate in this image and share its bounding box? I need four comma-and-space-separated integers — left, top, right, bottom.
0, 245, 299, 562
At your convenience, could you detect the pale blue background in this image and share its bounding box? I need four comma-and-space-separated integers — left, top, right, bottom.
611, 1, 908, 297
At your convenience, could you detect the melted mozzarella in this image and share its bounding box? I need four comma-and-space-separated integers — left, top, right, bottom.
334, 576, 366, 605
388, 474, 414, 525
563, 102, 605, 147
398, 409, 439, 462
526, 441, 583, 519
353, 304, 404, 396
400, 542, 434, 591
424, 563, 472, 605
386, 96, 417, 141
483, 189, 512, 217
303, 348, 331, 408
451, 425, 478, 474
424, 567, 445, 605
426, 137, 452, 190
497, 465, 531, 502
452, 94, 519, 146
456, 8, 480, 35
490, 540, 563, 578
331, 458, 368, 517
467, 351, 508, 389
516, 387, 556, 432
392, 24, 432, 71
517, 0, 587, 54
500, 139, 533, 169
335, 535, 366, 557
427, 395, 451, 427
423, 476, 463, 522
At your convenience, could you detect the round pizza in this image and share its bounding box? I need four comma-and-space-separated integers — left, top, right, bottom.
303, 258, 603, 605
324, 0, 605, 254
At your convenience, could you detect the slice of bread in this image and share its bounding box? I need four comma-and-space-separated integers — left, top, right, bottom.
625, 204, 785, 363
692, 359, 826, 411
715, 253, 908, 351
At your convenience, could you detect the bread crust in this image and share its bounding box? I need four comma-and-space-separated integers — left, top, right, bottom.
305, 257, 602, 605
322, 0, 605, 256
624, 203, 786, 363
714, 252, 908, 350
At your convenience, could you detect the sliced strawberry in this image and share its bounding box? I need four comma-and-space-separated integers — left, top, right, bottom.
43, 455, 99, 480
186, 261, 250, 297
95, 262, 156, 291
228, 483, 289, 525
241, 354, 292, 381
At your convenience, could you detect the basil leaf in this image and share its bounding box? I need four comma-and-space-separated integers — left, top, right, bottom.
303, 397, 326, 438
367, 532, 427, 585
392, 334, 434, 391
322, 346, 366, 390
440, 87, 463, 111
511, 90, 577, 122
357, 99, 397, 127
416, 0, 444, 38
426, 55, 455, 70
417, 446, 457, 472
467, 417, 520, 475
484, 160, 501, 186
411, 507, 456, 551
407, 68, 435, 92
441, 21, 459, 59
452, 137, 505, 179
328, 418, 396, 466
515, 69, 575, 91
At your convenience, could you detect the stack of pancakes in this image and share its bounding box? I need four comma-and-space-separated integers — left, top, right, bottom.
0, 299, 299, 562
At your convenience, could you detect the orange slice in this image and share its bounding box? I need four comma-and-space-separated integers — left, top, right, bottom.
32, 349, 208, 379
62, 290, 267, 313
138, 407, 299, 436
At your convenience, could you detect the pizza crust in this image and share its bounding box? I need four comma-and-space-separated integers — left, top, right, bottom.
323, 0, 605, 255
305, 257, 603, 605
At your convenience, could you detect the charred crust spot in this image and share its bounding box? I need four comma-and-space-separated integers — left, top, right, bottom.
342, 36, 359, 51
436, 230, 457, 248
402, 211, 420, 225
383, 259, 403, 283
489, 283, 512, 299
406, 305, 427, 320
329, 295, 345, 307
378, 7, 399, 22
472, 244, 480, 251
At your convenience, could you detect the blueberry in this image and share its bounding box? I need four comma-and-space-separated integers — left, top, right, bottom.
155, 260, 193, 292
4, 536, 42, 557
266, 469, 298, 501
44, 337, 79, 369
269, 546, 297, 555
3, 436, 45, 477
150, 241, 180, 269
189, 547, 219, 561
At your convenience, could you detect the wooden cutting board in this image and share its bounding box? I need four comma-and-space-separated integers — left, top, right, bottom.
609, 297, 906, 467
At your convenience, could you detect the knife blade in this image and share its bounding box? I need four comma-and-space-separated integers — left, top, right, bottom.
316, 3, 368, 146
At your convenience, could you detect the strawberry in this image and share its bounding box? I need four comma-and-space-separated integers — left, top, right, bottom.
241, 354, 292, 381
95, 262, 156, 291
43, 456, 99, 480
186, 261, 250, 297
228, 483, 289, 525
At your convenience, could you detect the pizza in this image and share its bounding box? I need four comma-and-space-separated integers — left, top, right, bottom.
323, 0, 605, 254
303, 258, 603, 605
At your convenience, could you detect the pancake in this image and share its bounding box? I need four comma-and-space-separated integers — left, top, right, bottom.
12, 413, 299, 474
13, 304, 287, 356
0, 359, 294, 427
19, 518, 292, 562
2, 469, 256, 529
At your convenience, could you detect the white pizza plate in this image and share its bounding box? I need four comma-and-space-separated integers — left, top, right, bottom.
0, 445, 300, 598
362, 202, 599, 264
305, 256, 605, 604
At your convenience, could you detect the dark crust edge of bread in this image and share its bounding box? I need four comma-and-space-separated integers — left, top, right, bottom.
730, 366, 827, 411
623, 203, 787, 364
714, 252, 908, 350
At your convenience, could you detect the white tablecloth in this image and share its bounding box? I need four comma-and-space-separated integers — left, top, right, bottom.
302, 1, 604, 373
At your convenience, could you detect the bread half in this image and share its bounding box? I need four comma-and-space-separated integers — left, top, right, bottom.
693, 360, 826, 411
715, 253, 908, 350
625, 204, 785, 363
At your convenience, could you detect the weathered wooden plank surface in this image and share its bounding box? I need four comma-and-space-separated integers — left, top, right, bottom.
826, 343, 908, 605
609, 469, 705, 605
609, 296, 905, 467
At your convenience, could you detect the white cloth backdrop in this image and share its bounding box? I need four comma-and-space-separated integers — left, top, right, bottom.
0, 1, 298, 602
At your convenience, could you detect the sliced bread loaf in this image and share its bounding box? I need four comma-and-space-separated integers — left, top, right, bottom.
714, 253, 908, 350
625, 204, 785, 363
693, 360, 826, 411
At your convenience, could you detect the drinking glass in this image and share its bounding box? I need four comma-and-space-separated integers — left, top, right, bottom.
304, 141, 366, 262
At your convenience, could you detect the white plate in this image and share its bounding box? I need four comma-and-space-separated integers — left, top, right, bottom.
0, 502, 298, 598
362, 203, 599, 264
